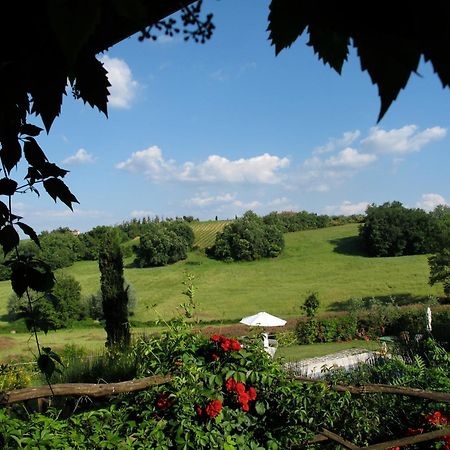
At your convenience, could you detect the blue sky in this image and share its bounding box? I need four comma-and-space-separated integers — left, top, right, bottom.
18, 0, 450, 232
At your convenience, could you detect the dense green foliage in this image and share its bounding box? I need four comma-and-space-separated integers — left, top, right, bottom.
99, 231, 131, 348
2, 321, 450, 448
7, 273, 84, 330
207, 211, 285, 262
429, 249, 450, 298
295, 300, 450, 346
360, 202, 440, 257
132, 220, 194, 268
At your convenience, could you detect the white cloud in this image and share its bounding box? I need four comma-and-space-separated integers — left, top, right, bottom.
313, 130, 361, 154
186, 193, 236, 207
361, 125, 447, 155
62, 148, 95, 165
116, 146, 290, 184
304, 148, 376, 170
100, 55, 139, 109
324, 148, 377, 169
232, 199, 262, 209
210, 68, 229, 82
416, 193, 448, 211
130, 210, 154, 218
32, 208, 109, 219
324, 201, 369, 216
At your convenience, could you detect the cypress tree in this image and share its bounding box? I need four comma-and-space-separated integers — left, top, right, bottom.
98, 231, 131, 348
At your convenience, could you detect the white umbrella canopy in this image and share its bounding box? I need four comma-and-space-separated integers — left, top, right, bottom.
240, 311, 287, 327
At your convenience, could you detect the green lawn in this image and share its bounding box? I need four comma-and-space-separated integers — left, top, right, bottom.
0, 224, 441, 325
276, 340, 380, 362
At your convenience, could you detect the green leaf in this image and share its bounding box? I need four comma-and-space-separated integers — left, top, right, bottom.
28, 264, 55, 292
23, 138, 48, 169
43, 177, 79, 210
307, 25, 349, 74
0, 225, 19, 256
29, 58, 67, 133
10, 259, 55, 296
0, 136, 22, 173
255, 402, 266, 415
72, 55, 110, 116
16, 222, 41, 248
10, 261, 28, 297
20, 124, 43, 137
37, 354, 56, 379
0, 201, 9, 225
47, 0, 102, 68
40, 162, 69, 179
354, 35, 421, 121
0, 178, 18, 196
268, 0, 307, 55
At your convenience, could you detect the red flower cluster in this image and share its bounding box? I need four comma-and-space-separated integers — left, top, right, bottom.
225, 378, 257, 412
424, 411, 450, 450
205, 399, 223, 417
425, 410, 449, 425
155, 393, 172, 410
210, 335, 241, 352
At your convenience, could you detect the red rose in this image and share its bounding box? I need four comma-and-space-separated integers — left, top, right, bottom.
205, 399, 222, 418
196, 406, 203, 416
238, 392, 250, 405
155, 393, 171, 410
211, 335, 221, 342
248, 387, 257, 401
226, 378, 236, 392
230, 339, 241, 351
241, 403, 249, 412
211, 353, 220, 361
235, 382, 246, 394
220, 338, 231, 351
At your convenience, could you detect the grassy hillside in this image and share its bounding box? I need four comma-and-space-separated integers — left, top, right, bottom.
0, 224, 441, 325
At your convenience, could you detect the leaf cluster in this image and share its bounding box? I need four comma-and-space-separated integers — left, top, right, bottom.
268, 1, 450, 120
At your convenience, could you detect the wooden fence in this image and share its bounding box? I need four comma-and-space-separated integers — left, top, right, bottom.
1, 374, 449, 449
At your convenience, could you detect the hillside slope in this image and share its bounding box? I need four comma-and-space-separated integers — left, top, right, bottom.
0, 224, 440, 323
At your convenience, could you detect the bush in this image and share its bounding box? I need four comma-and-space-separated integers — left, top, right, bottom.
208, 210, 284, 261
3, 323, 450, 448
133, 224, 188, 267
7, 273, 84, 330
360, 201, 438, 257
86, 282, 137, 320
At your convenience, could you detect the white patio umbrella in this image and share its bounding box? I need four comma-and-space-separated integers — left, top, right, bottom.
240, 311, 287, 327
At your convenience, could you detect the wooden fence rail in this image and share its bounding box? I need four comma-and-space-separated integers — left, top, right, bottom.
294, 375, 450, 402
0, 375, 171, 405
1, 374, 450, 448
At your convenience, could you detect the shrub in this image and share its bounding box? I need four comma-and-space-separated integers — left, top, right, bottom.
208, 210, 284, 261
360, 201, 438, 257
133, 222, 189, 267
7, 273, 84, 330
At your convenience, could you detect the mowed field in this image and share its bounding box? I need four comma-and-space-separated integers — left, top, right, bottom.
0, 223, 440, 327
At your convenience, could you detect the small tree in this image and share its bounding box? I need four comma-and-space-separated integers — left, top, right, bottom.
429, 249, 450, 298
301, 292, 320, 318
99, 231, 131, 348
